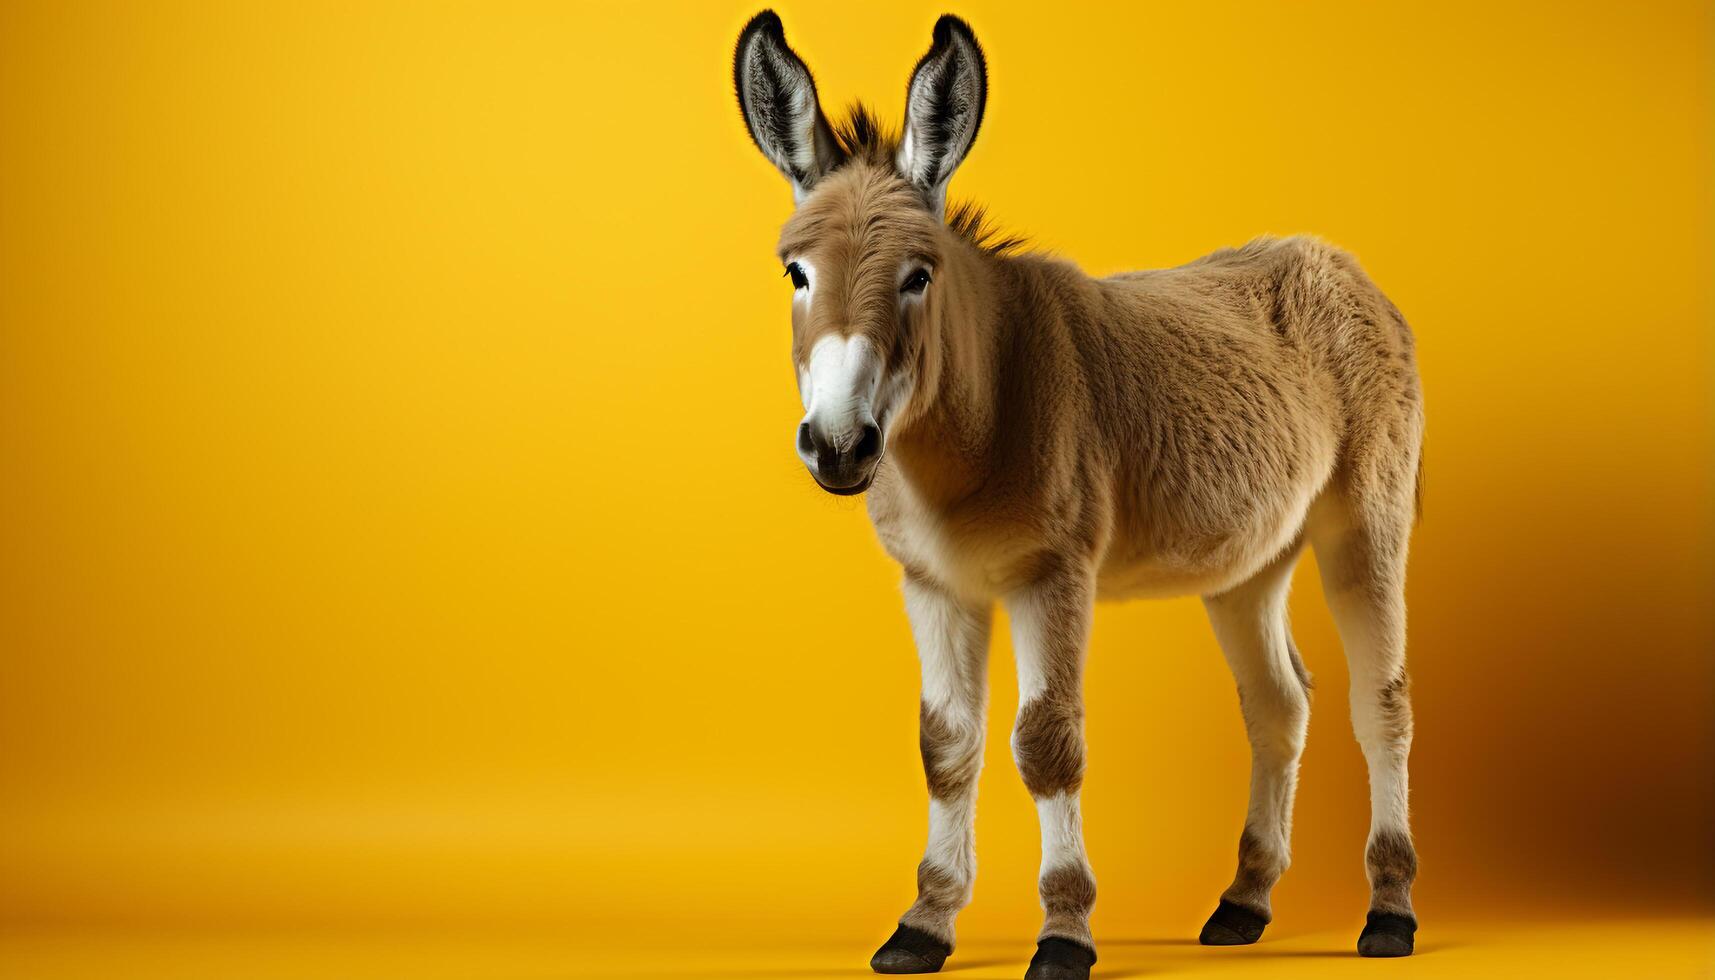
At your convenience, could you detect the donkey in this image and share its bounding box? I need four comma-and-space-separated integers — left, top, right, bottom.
733, 12, 1425, 977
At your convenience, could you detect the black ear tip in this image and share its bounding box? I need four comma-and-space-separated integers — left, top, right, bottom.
931, 14, 976, 44
741, 9, 785, 41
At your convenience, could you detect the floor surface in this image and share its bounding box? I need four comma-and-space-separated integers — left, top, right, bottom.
2, 918, 1710, 979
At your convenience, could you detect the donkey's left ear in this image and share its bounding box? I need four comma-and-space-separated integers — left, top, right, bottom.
733, 11, 843, 201
898, 16, 987, 219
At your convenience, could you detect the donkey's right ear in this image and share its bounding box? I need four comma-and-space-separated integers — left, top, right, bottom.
897, 16, 987, 219
733, 11, 842, 201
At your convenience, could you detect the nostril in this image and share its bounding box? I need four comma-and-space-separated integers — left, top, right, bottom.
797, 422, 815, 456
854, 422, 882, 464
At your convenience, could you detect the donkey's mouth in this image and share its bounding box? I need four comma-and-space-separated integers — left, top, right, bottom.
813, 469, 876, 496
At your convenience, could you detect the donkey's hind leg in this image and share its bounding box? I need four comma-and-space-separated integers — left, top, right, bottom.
1198, 543, 1311, 946
1308, 489, 1420, 957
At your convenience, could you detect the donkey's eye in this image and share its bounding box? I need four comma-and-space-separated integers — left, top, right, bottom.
901, 268, 932, 294
785, 262, 809, 290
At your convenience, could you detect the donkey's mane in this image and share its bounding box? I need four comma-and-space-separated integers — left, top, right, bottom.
946, 201, 1030, 257
831, 103, 1028, 257
829, 103, 899, 167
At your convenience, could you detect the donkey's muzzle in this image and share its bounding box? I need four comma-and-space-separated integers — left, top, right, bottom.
798, 419, 882, 495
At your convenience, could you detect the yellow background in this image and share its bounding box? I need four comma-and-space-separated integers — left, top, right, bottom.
2, 1, 1711, 976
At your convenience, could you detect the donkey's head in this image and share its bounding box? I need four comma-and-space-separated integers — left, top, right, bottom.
734, 11, 987, 495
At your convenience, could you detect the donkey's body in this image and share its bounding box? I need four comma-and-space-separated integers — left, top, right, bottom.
735, 13, 1423, 978
870, 233, 1416, 604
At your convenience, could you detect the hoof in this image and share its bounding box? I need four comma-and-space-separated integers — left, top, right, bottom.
1198, 899, 1269, 945
1024, 937, 1096, 980
870, 924, 951, 974
1357, 910, 1417, 957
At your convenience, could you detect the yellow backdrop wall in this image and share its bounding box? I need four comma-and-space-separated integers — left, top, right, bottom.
2, 0, 1710, 955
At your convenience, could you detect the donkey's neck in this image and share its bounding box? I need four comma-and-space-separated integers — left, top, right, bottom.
888, 240, 1011, 509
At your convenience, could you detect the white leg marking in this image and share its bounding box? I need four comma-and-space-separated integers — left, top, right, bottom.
926, 796, 977, 881
1008, 585, 1055, 704
907, 577, 986, 727
1036, 793, 1088, 874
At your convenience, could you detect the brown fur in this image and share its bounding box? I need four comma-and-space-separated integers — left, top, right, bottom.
919, 700, 983, 800
1377, 672, 1414, 745
901, 860, 968, 943
1039, 864, 1098, 945
1222, 830, 1283, 917
1366, 829, 1419, 916
1012, 695, 1085, 797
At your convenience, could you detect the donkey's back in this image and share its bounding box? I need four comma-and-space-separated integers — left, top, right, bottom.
1017, 234, 1422, 600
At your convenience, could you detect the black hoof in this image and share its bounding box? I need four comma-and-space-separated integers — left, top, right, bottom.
870, 924, 951, 974
1198, 899, 1269, 945
1024, 937, 1096, 980
1357, 910, 1417, 957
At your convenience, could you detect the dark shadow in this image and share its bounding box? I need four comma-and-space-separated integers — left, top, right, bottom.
644, 969, 874, 979
1414, 942, 1458, 956
1232, 940, 1460, 959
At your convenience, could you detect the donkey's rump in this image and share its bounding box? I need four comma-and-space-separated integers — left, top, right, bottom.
1184, 235, 1426, 524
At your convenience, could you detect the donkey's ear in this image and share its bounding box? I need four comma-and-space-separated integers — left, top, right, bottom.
897, 15, 987, 219
734, 11, 842, 200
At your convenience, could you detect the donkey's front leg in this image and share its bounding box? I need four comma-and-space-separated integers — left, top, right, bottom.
1008, 567, 1098, 980
872, 574, 992, 975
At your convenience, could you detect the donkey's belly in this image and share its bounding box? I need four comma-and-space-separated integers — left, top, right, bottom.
1095, 490, 1318, 601
877, 506, 1297, 602
1093, 554, 1264, 601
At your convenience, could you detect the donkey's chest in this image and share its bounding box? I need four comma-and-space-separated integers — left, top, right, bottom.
867, 489, 1041, 599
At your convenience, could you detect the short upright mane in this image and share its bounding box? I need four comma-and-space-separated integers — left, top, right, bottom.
829, 103, 899, 167
831, 103, 1027, 257
946, 201, 1029, 257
